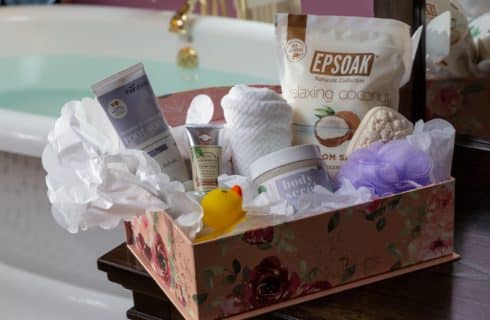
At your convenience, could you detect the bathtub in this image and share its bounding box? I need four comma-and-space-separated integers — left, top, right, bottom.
0, 5, 276, 319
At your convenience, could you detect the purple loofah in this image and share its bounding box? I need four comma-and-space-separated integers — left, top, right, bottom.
337, 140, 433, 197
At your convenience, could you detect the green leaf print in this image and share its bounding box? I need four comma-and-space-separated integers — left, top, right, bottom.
412, 224, 422, 237
390, 260, 402, 271
328, 212, 340, 233
306, 267, 319, 282
386, 242, 402, 258
211, 298, 224, 307
365, 207, 385, 221
282, 229, 295, 240
314, 106, 336, 119
299, 260, 308, 280
152, 212, 158, 233
341, 265, 356, 283
279, 241, 297, 253
207, 266, 225, 276
242, 266, 251, 282
192, 147, 205, 159
388, 195, 402, 209
222, 274, 237, 285
203, 266, 225, 290
232, 259, 241, 274
205, 271, 214, 289
192, 293, 208, 305
257, 243, 273, 250
257, 185, 267, 194
376, 217, 386, 232
470, 25, 481, 38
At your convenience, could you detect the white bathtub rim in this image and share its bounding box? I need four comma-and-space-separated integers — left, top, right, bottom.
0, 109, 52, 158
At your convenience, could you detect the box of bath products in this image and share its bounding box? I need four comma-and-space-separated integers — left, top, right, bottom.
125, 177, 457, 320
120, 86, 458, 320
426, 79, 490, 141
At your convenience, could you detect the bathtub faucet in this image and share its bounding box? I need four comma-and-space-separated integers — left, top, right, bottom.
169, 0, 194, 35
169, 1, 228, 69
169, 0, 228, 34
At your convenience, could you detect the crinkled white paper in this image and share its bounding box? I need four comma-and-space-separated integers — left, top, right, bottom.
42, 98, 204, 238
218, 175, 372, 218
407, 119, 456, 183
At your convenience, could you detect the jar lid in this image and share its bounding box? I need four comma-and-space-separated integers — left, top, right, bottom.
249, 144, 322, 181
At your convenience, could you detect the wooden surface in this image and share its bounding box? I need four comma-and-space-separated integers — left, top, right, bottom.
98, 191, 489, 320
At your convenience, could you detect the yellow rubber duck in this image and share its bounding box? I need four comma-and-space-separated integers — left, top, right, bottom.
195, 185, 245, 242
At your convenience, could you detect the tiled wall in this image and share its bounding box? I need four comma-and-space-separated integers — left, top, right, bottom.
63, 0, 374, 17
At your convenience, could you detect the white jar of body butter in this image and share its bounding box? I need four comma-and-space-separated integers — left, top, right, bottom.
250, 144, 332, 209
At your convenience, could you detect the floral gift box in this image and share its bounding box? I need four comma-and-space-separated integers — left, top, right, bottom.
427, 79, 490, 141
125, 178, 457, 320
119, 86, 459, 320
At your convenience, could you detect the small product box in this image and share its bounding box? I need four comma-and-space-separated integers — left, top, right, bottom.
124, 87, 458, 320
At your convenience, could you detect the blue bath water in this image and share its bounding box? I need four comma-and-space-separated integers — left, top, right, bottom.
0, 55, 275, 118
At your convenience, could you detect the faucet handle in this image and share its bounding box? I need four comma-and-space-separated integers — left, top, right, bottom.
169, 1, 192, 34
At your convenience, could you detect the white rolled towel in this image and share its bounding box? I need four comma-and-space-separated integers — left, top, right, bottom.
221, 85, 292, 177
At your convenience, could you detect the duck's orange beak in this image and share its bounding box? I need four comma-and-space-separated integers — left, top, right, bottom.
230, 185, 243, 198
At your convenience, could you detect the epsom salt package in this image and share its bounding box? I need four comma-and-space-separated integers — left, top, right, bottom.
275, 14, 418, 176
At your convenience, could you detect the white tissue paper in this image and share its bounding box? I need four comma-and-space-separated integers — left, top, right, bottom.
42, 97, 204, 238
218, 175, 372, 219
407, 119, 456, 183
221, 85, 293, 177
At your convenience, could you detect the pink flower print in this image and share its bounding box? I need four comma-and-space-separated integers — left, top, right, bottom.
426, 186, 454, 214
141, 214, 149, 229
408, 224, 453, 262
428, 84, 462, 117
242, 227, 275, 245
151, 234, 172, 286
176, 284, 187, 307
244, 256, 301, 308
131, 214, 149, 235
409, 186, 454, 261
134, 233, 151, 259
220, 296, 246, 317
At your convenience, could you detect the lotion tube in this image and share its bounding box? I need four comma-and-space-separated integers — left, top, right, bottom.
91, 63, 189, 182
185, 124, 223, 193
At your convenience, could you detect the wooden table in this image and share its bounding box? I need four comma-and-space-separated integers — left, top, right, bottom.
98, 188, 490, 320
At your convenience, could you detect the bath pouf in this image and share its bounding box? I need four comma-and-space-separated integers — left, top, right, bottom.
337, 139, 433, 197
221, 85, 293, 177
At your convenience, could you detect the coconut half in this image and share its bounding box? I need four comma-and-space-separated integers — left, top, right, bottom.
314, 115, 351, 147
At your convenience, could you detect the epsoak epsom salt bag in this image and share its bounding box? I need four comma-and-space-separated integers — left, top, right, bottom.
275, 14, 416, 176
